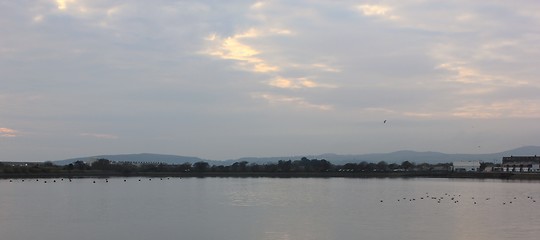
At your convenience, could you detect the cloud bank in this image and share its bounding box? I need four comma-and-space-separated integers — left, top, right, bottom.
1, 0, 539, 161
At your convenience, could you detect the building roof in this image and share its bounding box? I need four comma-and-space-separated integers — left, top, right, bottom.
503, 156, 540, 164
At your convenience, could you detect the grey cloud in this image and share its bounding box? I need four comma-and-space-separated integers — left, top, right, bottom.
1, 0, 539, 161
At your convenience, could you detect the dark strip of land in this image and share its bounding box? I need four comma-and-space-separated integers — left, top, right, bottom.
2, 171, 540, 180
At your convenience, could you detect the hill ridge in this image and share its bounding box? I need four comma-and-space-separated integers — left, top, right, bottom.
52, 146, 540, 166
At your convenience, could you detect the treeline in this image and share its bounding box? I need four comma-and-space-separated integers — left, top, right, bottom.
1, 157, 455, 175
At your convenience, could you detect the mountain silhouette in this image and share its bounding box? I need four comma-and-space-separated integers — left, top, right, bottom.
53, 146, 540, 165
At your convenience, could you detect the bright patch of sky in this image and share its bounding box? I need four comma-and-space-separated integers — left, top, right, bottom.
1, 0, 539, 161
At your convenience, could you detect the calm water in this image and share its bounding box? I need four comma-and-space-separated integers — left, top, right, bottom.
1, 177, 540, 240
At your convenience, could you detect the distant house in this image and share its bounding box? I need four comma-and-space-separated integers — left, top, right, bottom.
502, 156, 540, 172
452, 161, 481, 172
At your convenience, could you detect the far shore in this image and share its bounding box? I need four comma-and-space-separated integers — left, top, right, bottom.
2, 171, 540, 180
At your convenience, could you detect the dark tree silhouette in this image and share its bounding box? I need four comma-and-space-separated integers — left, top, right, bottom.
91, 158, 112, 171
401, 161, 415, 171
193, 161, 210, 172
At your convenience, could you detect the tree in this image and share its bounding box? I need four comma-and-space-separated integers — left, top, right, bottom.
264, 163, 278, 172
73, 161, 88, 171
231, 161, 248, 172
43, 161, 54, 167
175, 163, 192, 172
388, 163, 399, 170
376, 161, 388, 172
366, 162, 376, 172
277, 160, 292, 172
116, 162, 137, 174
316, 159, 332, 172
193, 161, 210, 172
358, 161, 369, 171
249, 163, 262, 172
343, 163, 357, 170
401, 161, 414, 171
64, 163, 74, 171
91, 158, 112, 170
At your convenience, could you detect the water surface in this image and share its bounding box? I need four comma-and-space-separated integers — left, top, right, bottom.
1, 177, 539, 240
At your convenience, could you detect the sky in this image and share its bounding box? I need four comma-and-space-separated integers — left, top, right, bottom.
1, 0, 539, 162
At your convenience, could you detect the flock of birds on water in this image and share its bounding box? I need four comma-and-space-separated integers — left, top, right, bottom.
4, 178, 539, 206
6, 178, 173, 184
379, 192, 538, 206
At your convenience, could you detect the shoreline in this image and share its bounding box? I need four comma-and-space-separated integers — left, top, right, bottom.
2, 171, 540, 180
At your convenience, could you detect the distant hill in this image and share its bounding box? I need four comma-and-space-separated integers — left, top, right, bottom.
53, 153, 212, 166
226, 146, 540, 165
53, 146, 540, 166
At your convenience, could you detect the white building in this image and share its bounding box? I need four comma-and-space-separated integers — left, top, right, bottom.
452, 161, 481, 172
502, 156, 540, 172
503, 163, 540, 172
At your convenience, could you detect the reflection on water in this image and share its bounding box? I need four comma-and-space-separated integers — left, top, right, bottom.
1, 177, 540, 240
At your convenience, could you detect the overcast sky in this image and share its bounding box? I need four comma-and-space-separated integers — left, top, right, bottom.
1, 0, 539, 162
